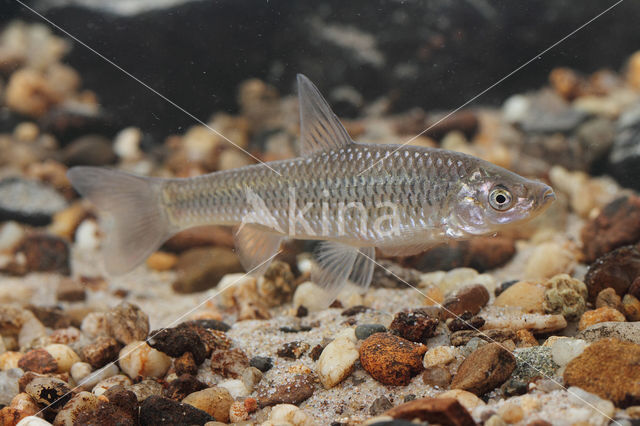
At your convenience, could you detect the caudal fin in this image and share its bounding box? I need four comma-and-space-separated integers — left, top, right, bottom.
67, 166, 172, 275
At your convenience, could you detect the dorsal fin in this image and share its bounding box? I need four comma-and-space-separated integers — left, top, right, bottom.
297, 74, 352, 155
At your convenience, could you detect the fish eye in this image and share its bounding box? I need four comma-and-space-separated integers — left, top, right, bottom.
489, 186, 513, 211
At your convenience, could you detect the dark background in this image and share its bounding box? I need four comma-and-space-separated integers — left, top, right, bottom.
2, 0, 638, 139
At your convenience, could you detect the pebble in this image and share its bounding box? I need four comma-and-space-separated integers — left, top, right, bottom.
581, 195, 640, 263
481, 309, 567, 334
18, 316, 47, 350
542, 274, 588, 321
316, 328, 359, 388
383, 397, 475, 426
596, 287, 624, 311
14, 234, 71, 276
44, 344, 80, 373
118, 341, 171, 379
277, 341, 310, 359
127, 379, 163, 402
139, 395, 213, 425
229, 400, 248, 422
16, 417, 52, 426
451, 343, 516, 395
145, 251, 177, 271
578, 306, 626, 330
10, 393, 39, 417
80, 312, 109, 339
497, 402, 524, 424
210, 348, 249, 379
267, 403, 313, 426
584, 245, 640, 302
389, 309, 439, 342
217, 378, 249, 398
355, 324, 387, 340
241, 366, 263, 392
369, 396, 393, 416
81, 337, 121, 369
423, 345, 457, 368
438, 389, 486, 412
0, 222, 25, 253
56, 279, 85, 302
524, 241, 576, 280
511, 346, 559, 383
53, 391, 100, 426
451, 329, 514, 347
164, 374, 206, 401
564, 338, 640, 407
18, 349, 57, 374
74, 219, 100, 251
550, 338, 588, 367
182, 387, 233, 423
113, 127, 143, 161
107, 302, 149, 345
172, 247, 243, 293
61, 135, 116, 167
0, 353, 23, 371
249, 356, 273, 372
440, 284, 490, 320
257, 260, 296, 307
422, 366, 451, 388
91, 374, 132, 396
623, 294, 640, 321
6, 69, 60, 117
292, 281, 330, 312
147, 324, 207, 365
359, 332, 427, 386
24, 376, 71, 408
494, 281, 546, 313
567, 386, 616, 424
257, 374, 315, 407
75, 362, 119, 391
576, 321, 640, 344
0, 368, 22, 405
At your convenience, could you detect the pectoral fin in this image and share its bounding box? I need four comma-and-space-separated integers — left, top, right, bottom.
233, 224, 284, 276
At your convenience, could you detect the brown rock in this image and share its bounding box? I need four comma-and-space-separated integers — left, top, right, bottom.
182, 386, 234, 423
359, 332, 427, 386
18, 348, 58, 374
257, 374, 315, 407
174, 352, 198, 376
172, 247, 243, 293
384, 397, 475, 426
27, 306, 71, 330
451, 342, 516, 395
564, 338, 640, 407
389, 309, 439, 342
623, 294, 640, 321
450, 328, 516, 346
163, 225, 234, 252
164, 374, 207, 401
56, 278, 86, 302
0, 407, 28, 426
630, 277, 640, 299
16, 234, 70, 275
276, 341, 310, 359
495, 281, 545, 313
147, 324, 207, 364
446, 313, 485, 333
578, 307, 626, 331
514, 329, 539, 348
210, 348, 249, 378
584, 245, 640, 302
81, 337, 121, 369
107, 302, 149, 344
581, 196, 640, 263
441, 284, 490, 319
596, 287, 624, 312
422, 366, 452, 388
139, 395, 213, 425
257, 260, 296, 307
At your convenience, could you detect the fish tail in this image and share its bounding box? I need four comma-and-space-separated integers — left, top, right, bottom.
67, 166, 173, 275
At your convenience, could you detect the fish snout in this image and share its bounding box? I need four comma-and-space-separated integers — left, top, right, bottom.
539, 185, 556, 206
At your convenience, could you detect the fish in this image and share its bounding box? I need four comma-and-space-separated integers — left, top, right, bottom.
67, 74, 555, 306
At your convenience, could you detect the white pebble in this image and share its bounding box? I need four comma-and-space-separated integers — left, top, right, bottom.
217, 379, 249, 398
74, 219, 101, 250
80, 312, 109, 338
53, 391, 100, 426
92, 374, 132, 396
268, 404, 313, 426
502, 94, 530, 123
44, 344, 80, 373
118, 341, 171, 379
567, 386, 615, 422
316, 328, 358, 389
16, 417, 52, 426
0, 368, 22, 405
551, 338, 588, 367
293, 281, 330, 312
113, 127, 142, 161
423, 345, 457, 368
18, 315, 46, 350
0, 222, 24, 252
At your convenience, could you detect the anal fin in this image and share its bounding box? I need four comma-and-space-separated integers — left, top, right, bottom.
234, 224, 284, 276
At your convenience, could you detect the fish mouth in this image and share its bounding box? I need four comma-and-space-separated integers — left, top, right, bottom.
540, 187, 556, 207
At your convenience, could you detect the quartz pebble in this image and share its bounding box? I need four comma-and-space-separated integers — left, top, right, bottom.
423, 345, 457, 368
550, 338, 588, 367
0, 368, 22, 405
118, 342, 171, 379
16, 417, 52, 426
182, 386, 233, 423
267, 403, 313, 426
524, 241, 576, 280
74, 363, 118, 391
217, 378, 249, 398
44, 344, 80, 373
292, 281, 330, 312
316, 328, 359, 388
438, 389, 486, 412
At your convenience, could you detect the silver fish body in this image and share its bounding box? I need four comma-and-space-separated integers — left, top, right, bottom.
68, 74, 555, 305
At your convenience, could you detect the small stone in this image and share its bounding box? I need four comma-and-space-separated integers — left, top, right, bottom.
172, 247, 243, 293
446, 313, 485, 332
511, 346, 559, 383
578, 306, 626, 330
55, 279, 85, 302
584, 245, 640, 302
438, 389, 486, 412
257, 374, 315, 407
103, 385, 138, 418
118, 342, 171, 379
10, 393, 39, 417
292, 281, 329, 312
139, 395, 213, 425
6, 69, 60, 117
524, 241, 576, 281
174, 352, 197, 376
550, 338, 588, 367
485, 414, 507, 426
267, 403, 313, 426
370, 396, 393, 416
249, 356, 272, 373
217, 378, 248, 398
127, 379, 163, 402
18, 316, 47, 350
113, 127, 142, 161
25, 376, 71, 408
107, 302, 149, 345
53, 391, 100, 426
182, 387, 233, 423
164, 374, 207, 401
495, 280, 518, 297
441, 284, 490, 319
422, 366, 451, 388
514, 329, 538, 348
596, 287, 624, 312
481, 309, 567, 334
355, 324, 386, 340
91, 374, 132, 397
257, 261, 296, 307
623, 294, 640, 321
145, 251, 177, 271
80, 312, 109, 339
340, 305, 370, 316
423, 345, 457, 368
542, 274, 588, 321
316, 329, 359, 388
81, 337, 121, 369
210, 348, 249, 378
576, 321, 640, 344
241, 367, 263, 392
451, 343, 516, 395
62, 135, 116, 167
450, 329, 515, 346
495, 281, 546, 313
276, 341, 309, 359
389, 310, 439, 342
14, 234, 70, 275
147, 324, 207, 364
70, 400, 136, 426
43, 344, 79, 373
0, 178, 67, 227
0, 369, 23, 405
26, 306, 71, 330
359, 333, 427, 386
564, 338, 640, 407
18, 349, 58, 374
498, 402, 524, 424
182, 319, 230, 332
383, 397, 475, 426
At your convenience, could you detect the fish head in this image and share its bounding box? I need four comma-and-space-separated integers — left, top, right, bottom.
451, 166, 555, 235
